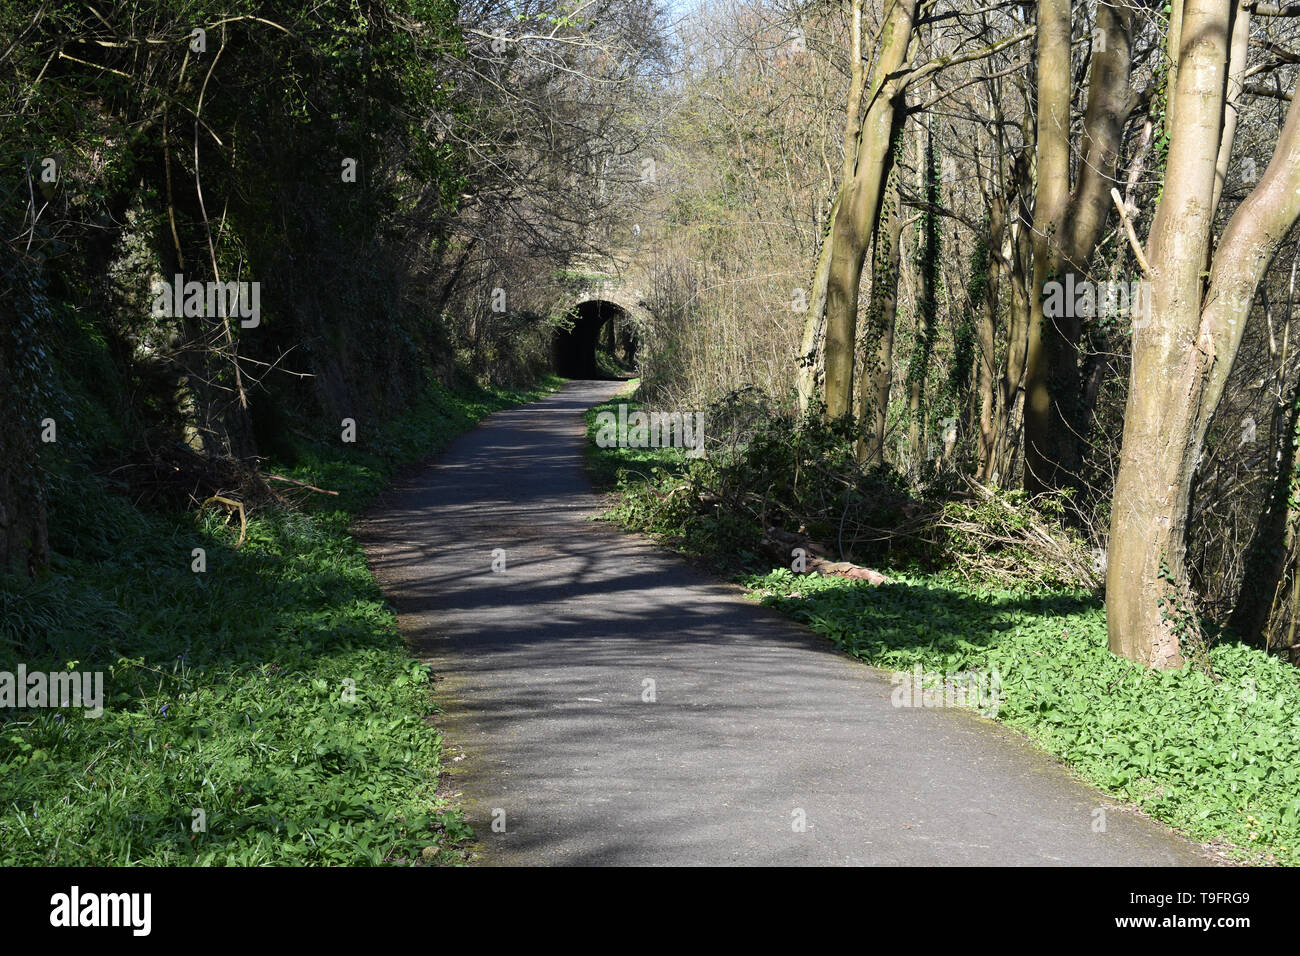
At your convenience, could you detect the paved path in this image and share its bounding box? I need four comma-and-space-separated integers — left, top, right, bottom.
358, 381, 1208, 866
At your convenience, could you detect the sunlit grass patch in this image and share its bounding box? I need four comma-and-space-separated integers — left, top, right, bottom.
0, 376, 559, 865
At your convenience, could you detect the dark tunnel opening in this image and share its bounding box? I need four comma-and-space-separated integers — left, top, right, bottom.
553, 299, 636, 379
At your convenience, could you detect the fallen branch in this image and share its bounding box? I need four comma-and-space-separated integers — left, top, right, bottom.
264, 473, 339, 496
761, 526, 888, 585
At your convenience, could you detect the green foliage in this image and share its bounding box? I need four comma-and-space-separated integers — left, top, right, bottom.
587, 391, 898, 565
743, 570, 1300, 865
2, 0, 487, 464
0, 376, 558, 865
587, 394, 1088, 585
585, 386, 682, 485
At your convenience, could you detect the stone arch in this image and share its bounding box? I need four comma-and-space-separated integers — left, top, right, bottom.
553, 285, 651, 379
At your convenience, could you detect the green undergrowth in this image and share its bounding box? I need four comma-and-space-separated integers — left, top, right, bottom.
585, 400, 1300, 866
0, 374, 560, 865
583, 383, 687, 488
583, 388, 754, 571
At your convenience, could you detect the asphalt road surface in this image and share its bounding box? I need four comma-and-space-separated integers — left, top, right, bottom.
358, 380, 1208, 866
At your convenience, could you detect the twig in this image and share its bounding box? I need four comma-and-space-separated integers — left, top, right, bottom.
264, 474, 339, 496
1111, 187, 1151, 276
201, 495, 247, 546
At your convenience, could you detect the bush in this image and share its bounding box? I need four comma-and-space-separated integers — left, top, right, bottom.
588, 389, 1093, 587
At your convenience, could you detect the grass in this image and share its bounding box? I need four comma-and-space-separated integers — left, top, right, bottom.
581, 383, 683, 488
0, 374, 561, 865
584, 398, 1300, 866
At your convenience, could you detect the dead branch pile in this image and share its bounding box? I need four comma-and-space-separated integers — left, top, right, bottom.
105, 444, 278, 513
932, 480, 1100, 589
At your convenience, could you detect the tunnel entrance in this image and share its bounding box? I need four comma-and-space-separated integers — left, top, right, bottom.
553, 299, 636, 379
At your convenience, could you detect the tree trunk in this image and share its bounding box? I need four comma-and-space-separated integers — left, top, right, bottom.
796, 192, 840, 410
797, 0, 865, 413
857, 158, 904, 465
976, 188, 1007, 476
820, 0, 918, 420
1107, 0, 1300, 667
907, 114, 940, 466
1024, 0, 1136, 491
1021, 0, 1072, 491
1211, 1, 1251, 218
990, 149, 1035, 484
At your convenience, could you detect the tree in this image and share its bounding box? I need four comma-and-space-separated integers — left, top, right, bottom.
817, 0, 919, 422
1107, 0, 1300, 667
797, 0, 1034, 429
1022, 0, 1138, 493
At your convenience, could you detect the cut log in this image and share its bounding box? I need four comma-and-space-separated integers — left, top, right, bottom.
807, 559, 887, 585
760, 525, 887, 585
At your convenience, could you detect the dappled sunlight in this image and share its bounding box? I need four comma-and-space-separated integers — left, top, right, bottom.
359, 381, 1206, 866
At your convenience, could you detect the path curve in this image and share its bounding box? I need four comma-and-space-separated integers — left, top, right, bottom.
359, 381, 1208, 866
